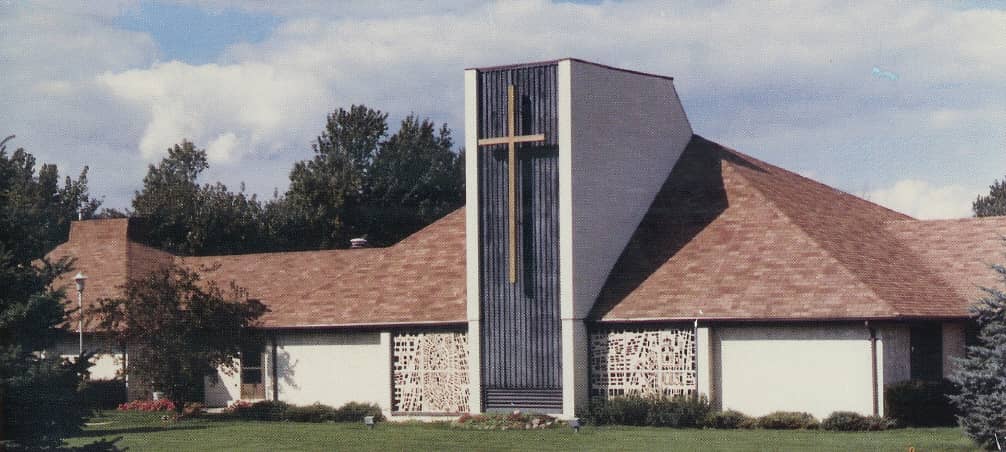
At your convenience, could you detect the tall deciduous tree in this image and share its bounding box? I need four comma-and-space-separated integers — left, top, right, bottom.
132, 141, 266, 255
0, 135, 97, 448
366, 116, 463, 246
973, 178, 1006, 217
284, 105, 389, 248
96, 263, 266, 406
283, 106, 464, 248
951, 258, 1006, 449
132, 140, 208, 254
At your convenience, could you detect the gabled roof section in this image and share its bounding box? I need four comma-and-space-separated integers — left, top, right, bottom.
886, 216, 1006, 306
47, 209, 468, 330
592, 135, 968, 322
184, 208, 467, 328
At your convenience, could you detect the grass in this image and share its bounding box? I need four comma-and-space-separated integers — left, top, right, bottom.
66, 411, 978, 451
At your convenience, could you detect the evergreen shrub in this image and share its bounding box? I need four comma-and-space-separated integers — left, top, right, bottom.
285, 403, 337, 422
80, 379, 127, 410
755, 411, 819, 430
821, 411, 895, 431
885, 379, 957, 427
704, 410, 755, 429
586, 395, 711, 427
331, 402, 384, 422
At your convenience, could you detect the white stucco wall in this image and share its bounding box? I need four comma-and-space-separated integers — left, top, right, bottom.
564, 59, 692, 320
559, 59, 692, 418
463, 68, 483, 413
716, 325, 874, 419
273, 331, 390, 410
53, 334, 124, 380
205, 363, 242, 407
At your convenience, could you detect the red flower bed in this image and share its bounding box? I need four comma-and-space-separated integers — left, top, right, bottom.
117, 399, 177, 412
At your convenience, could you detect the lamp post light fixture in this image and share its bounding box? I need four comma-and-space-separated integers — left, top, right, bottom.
74, 272, 87, 356
363, 415, 375, 429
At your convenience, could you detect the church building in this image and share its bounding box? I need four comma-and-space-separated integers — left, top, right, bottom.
48, 59, 1003, 420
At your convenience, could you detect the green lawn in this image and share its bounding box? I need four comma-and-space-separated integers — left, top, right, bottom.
66, 411, 978, 451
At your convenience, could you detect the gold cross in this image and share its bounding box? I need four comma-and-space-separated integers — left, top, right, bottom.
477, 85, 546, 284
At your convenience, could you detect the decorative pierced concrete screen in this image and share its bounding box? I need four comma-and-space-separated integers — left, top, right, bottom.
590, 328, 697, 398
393, 332, 469, 413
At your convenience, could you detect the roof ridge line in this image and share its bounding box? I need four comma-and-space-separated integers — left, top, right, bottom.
703, 137, 912, 221
880, 220, 979, 306
723, 162, 897, 313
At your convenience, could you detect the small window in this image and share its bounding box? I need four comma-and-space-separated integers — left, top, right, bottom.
910, 323, 943, 381
241, 344, 265, 399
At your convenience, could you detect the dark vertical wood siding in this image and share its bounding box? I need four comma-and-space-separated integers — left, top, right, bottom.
477, 64, 562, 410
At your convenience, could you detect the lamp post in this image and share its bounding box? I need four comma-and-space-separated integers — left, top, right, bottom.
74, 272, 87, 356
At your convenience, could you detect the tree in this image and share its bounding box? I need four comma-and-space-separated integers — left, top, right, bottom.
950, 258, 1006, 449
0, 135, 97, 448
973, 178, 1006, 217
366, 116, 464, 246
284, 105, 388, 248
95, 263, 266, 406
283, 106, 464, 248
132, 141, 268, 255
132, 140, 208, 254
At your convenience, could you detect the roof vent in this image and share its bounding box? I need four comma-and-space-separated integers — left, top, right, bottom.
350, 238, 369, 249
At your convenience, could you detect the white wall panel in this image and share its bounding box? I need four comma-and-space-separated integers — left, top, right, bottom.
717, 325, 874, 419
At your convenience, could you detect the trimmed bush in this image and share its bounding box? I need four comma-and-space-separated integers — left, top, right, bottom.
819, 411, 894, 431
646, 396, 711, 428
585, 395, 711, 427
885, 379, 957, 427
454, 412, 558, 430
705, 410, 755, 429
232, 400, 290, 421
226, 400, 382, 423
332, 401, 384, 423
756, 411, 819, 430
286, 403, 337, 422
587, 397, 650, 426
80, 379, 127, 410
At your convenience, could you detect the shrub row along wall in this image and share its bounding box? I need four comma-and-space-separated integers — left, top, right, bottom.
585, 397, 896, 431
392, 332, 469, 413
590, 327, 697, 398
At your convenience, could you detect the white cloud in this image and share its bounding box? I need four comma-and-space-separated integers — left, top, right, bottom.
97, 61, 327, 162
3, 0, 1005, 209
863, 179, 979, 220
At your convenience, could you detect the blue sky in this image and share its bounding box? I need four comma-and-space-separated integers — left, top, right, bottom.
113, 2, 278, 64
1, 1, 1004, 218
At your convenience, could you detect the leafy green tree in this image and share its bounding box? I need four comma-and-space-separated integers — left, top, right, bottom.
132, 141, 267, 255
366, 116, 464, 246
284, 105, 388, 248
973, 178, 1006, 217
132, 140, 208, 254
95, 263, 267, 407
950, 257, 1006, 448
0, 135, 97, 448
283, 106, 464, 248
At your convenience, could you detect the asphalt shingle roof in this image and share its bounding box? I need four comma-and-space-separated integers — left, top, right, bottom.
47, 135, 1005, 328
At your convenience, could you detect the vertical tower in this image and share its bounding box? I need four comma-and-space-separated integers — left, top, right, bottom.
465, 59, 692, 417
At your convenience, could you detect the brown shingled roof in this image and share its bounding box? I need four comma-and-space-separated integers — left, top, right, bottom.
886, 216, 1006, 306
47, 218, 175, 330
48, 135, 1001, 328
183, 208, 467, 328
47, 210, 467, 330
591, 135, 973, 322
